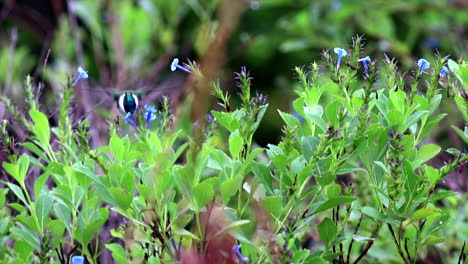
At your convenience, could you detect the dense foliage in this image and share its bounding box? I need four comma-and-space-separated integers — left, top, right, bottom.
1, 36, 468, 263
0, 1, 467, 263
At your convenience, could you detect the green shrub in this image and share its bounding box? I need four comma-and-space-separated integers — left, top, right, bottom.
1, 37, 467, 264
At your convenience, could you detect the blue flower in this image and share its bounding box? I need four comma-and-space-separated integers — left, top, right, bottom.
232, 244, 247, 262
332, 0, 342, 11
124, 112, 138, 129
170, 58, 191, 73
333, 48, 348, 69
143, 104, 157, 129
439, 66, 449, 78
72, 256, 84, 264
357, 56, 371, 75
72, 66, 88, 86
417, 59, 430, 76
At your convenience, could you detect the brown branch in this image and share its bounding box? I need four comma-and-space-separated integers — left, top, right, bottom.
346, 215, 363, 264
352, 223, 381, 264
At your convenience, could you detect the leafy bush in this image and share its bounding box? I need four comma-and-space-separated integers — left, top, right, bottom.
1, 37, 467, 264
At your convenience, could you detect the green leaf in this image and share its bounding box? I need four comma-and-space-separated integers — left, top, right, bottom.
22, 142, 50, 162
411, 208, 441, 222
325, 184, 341, 199
401, 111, 427, 132
17, 154, 30, 186
252, 163, 273, 196
29, 109, 51, 147
2, 162, 19, 184
212, 110, 241, 132
53, 203, 71, 231
11, 226, 40, 249
278, 110, 301, 130
415, 144, 441, 164
220, 175, 243, 204
106, 243, 128, 264
421, 235, 444, 246
318, 218, 337, 246
325, 100, 339, 127
193, 182, 214, 210
312, 196, 356, 215
108, 187, 133, 210
3, 182, 28, 205
109, 135, 124, 161
261, 195, 283, 219
451, 125, 468, 144
419, 113, 446, 141
389, 90, 406, 113
387, 109, 403, 127
36, 193, 53, 232
214, 220, 250, 237
228, 129, 244, 159
0, 189, 6, 208
316, 172, 336, 186
34, 170, 52, 199
301, 136, 320, 160
305, 113, 327, 132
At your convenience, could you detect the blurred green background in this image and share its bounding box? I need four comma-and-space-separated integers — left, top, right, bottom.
0, 0, 467, 145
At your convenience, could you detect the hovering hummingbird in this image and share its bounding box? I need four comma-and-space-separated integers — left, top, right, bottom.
117, 92, 139, 116
114, 91, 141, 128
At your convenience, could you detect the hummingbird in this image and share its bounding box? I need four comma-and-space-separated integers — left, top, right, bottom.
114, 91, 141, 128
117, 91, 139, 115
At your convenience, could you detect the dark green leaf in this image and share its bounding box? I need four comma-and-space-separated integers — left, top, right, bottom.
318, 218, 337, 246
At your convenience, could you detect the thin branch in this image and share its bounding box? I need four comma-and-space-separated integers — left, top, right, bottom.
404, 238, 412, 263
352, 223, 381, 264
346, 215, 363, 264
387, 224, 410, 264
458, 241, 466, 264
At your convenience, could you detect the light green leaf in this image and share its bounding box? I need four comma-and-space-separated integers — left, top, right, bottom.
411, 208, 441, 222
109, 135, 124, 161
29, 109, 51, 147
415, 144, 441, 164
220, 175, 243, 204
36, 194, 53, 232
312, 196, 356, 215
261, 195, 283, 219
193, 182, 214, 210
229, 129, 244, 159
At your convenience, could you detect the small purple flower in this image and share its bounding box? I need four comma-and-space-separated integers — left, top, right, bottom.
143, 104, 157, 129
333, 48, 347, 69
170, 58, 191, 73
439, 66, 449, 78
232, 244, 246, 262
357, 56, 371, 75
417, 59, 430, 77
124, 112, 138, 129
72, 256, 84, 264
72, 67, 88, 86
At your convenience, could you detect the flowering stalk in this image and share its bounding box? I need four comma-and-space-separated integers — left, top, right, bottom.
357, 56, 371, 77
